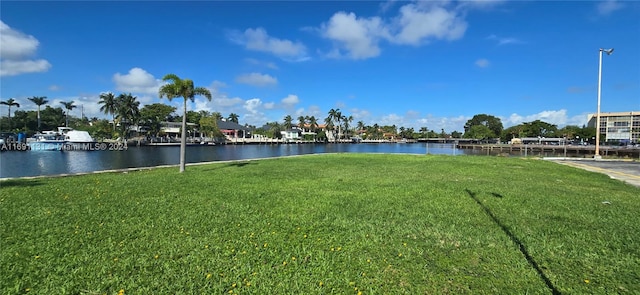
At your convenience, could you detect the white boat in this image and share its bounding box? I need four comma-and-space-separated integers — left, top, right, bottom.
59, 127, 97, 150
27, 132, 67, 151
28, 127, 96, 151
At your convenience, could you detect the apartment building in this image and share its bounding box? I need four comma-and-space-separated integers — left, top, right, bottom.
587, 111, 640, 143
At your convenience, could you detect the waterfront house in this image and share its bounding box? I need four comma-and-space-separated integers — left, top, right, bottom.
218, 119, 252, 140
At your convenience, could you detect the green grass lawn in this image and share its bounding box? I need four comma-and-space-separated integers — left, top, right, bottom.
1, 154, 639, 294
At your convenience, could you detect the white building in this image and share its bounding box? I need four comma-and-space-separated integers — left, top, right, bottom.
587, 111, 640, 143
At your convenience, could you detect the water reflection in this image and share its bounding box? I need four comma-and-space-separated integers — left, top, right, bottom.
1, 143, 464, 178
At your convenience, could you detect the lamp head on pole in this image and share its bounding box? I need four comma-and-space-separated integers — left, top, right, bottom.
601, 48, 614, 55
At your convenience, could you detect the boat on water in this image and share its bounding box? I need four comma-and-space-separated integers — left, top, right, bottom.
27, 132, 67, 151
27, 127, 96, 151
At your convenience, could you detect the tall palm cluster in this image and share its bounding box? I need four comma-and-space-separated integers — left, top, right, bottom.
278, 108, 354, 142
325, 108, 353, 141
1, 96, 84, 132
98, 92, 140, 140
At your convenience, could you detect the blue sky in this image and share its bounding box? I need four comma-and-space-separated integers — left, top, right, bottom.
1, 0, 639, 132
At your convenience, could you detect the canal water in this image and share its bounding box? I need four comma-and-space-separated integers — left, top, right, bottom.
1, 143, 468, 179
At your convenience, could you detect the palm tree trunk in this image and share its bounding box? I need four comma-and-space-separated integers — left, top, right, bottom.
180, 98, 187, 173
37, 107, 41, 132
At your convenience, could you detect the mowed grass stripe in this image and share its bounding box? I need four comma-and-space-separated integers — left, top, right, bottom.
1, 154, 638, 294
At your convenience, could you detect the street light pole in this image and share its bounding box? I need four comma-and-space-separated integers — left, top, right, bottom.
594, 48, 613, 159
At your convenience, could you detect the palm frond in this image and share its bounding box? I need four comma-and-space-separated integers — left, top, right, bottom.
158, 84, 179, 101
193, 87, 212, 101
161, 73, 181, 83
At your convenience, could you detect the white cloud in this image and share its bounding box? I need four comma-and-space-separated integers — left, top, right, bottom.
380, 113, 405, 126
318, 2, 470, 60
597, 0, 623, 16
405, 110, 420, 118
281, 94, 299, 105
295, 108, 307, 117
390, 3, 467, 45
242, 98, 271, 126
235, 72, 278, 87
0, 21, 39, 59
205, 80, 229, 100
349, 108, 372, 122
458, 0, 506, 10
306, 105, 323, 117
379, 0, 399, 13
213, 96, 244, 108
36, 96, 102, 120
320, 12, 390, 59
475, 58, 490, 68
486, 34, 524, 46
229, 27, 309, 61
0, 21, 51, 77
188, 79, 246, 116
136, 95, 156, 106
264, 102, 275, 109
415, 114, 468, 132
210, 80, 227, 89
244, 98, 263, 113
189, 83, 244, 116
112, 67, 164, 95
49, 85, 61, 91
501, 109, 588, 127
0, 59, 51, 77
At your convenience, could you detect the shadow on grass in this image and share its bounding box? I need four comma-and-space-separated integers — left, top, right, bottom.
465, 189, 561, 295
0, 179, 44, 188
226, 161, 257, 168
200, 161, 258, 172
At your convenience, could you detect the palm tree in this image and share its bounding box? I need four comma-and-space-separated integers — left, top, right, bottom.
327, 108, 341, 142
212, 112, 223, 122
27, 96, 48, 132
158, 74, 212, 173
267, 121, 283, 139
116, 93, 140, 140
307, 116, 318, 141
99, 92, 118, 132
307, 116, 318, 132
356, 120, 365, 132
228, 113, 239, 123
334, 110, 344, 140
1, 98, 20, 131
283, 115, 293, 130
343, 115, 353, 138
419, 127, 428, 138
60, 101, 76, 127
323, 116, 334, 142
198, 110, 211, 118
297, 116, 306, 131
372, 123, 381, 140
407, 127, 415, 139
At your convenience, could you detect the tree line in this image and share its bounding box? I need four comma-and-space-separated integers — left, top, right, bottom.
462, 114, 596, 143
2, 81, 598, 176
1, 99, 594, 144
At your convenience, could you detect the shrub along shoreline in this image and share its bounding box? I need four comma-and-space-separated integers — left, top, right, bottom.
1, 154, 638, 294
